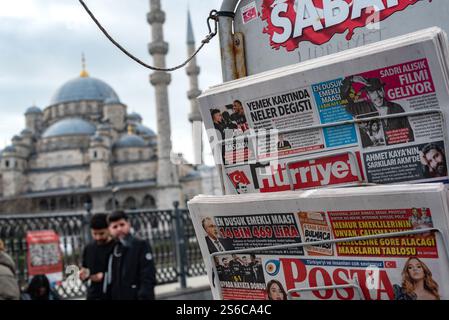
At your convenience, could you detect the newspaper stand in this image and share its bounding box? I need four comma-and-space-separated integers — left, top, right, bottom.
208, 227, 449, 300
202, 107, 449, 300
196, 2, 449, 300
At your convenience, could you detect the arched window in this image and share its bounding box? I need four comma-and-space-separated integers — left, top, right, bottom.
57, 177, 63, 188
39, 199, 49, 211
49, 198, 57, 211
123, 197, 137, 210
142, 195, 156, 209
60, 198, 69, 210
105, 198, 119, 211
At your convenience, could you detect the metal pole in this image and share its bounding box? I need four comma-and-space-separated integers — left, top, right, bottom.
173, 201, 187, 289
83, 201, 93, 243
219, 0, 239, 82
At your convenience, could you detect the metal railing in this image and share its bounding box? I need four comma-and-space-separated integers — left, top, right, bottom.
0, 202, 206, 299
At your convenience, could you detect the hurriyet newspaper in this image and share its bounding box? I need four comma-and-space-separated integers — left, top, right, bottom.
198, 28, 449, 194
188, 184, 449, 300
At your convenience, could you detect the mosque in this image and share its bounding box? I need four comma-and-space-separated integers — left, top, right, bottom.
0, 5, 220, 214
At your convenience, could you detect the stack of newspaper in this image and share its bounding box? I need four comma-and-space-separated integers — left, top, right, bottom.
188, 184, 449, 300
198, 27, 449, 194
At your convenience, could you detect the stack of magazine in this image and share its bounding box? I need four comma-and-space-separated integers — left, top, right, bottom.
198, 27, 449, 194
190, 27, 449, 300
188, 184, 449, 300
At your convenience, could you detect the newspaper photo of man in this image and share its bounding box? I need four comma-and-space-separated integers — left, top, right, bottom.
340, 76, 414, 145
230, 100, 249, 132
202, 217, 234, 254
277, 133, 292, 151
419, 143, 447, 178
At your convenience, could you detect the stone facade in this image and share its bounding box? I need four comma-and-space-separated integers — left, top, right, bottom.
0, 69, 216, 214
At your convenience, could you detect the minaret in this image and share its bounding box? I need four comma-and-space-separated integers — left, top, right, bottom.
186, 10, 203, 165
147, 0, 181, 208
80, 53, 89, 78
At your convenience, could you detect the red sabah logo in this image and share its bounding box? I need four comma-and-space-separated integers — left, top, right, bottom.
261, 0, 427, 52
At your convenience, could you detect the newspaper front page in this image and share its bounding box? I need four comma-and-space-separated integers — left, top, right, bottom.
199, 28, 449, 194
188, 184, 449, 300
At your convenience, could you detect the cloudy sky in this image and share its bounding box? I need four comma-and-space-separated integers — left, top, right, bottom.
0, 0, 223, 164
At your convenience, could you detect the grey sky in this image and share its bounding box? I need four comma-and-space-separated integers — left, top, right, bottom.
0, 0, 223, 164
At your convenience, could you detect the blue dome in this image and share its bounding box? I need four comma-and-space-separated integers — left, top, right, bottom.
114, 134, 146, 148
43, 118, 96, 138
127, 112, 142, 121
3, 145, 16, 153
104, 96, 122, 105
50, 76, 120, 105
136, 124, 156, 136
25, 105, 42, 115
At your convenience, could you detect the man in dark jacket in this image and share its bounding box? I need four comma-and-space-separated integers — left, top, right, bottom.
202, 216, 234, 253
80, 213, 115, 300
105, 211, 156, 300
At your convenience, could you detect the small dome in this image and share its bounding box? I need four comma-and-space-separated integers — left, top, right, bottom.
127, 112, 142, 121
98, 123, 111, 130
42, 118, 96, 138
91, 134, 104, 142
3, 145, 16, 153
136, 124, 156, 137
104, 97, 122, 105
114, 134, 146, 148
25, 106, 42, 115
50, 76, 120, 105
12, 135, 22, 141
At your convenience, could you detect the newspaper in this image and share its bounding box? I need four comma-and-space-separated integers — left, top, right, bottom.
188, 184, 449, 300
199, 28, 449, 194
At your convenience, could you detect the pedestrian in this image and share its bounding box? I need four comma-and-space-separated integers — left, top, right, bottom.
21, 274, 61, 300
104, 211, 157, 300
0, 239, 21, 300
79, 213, 115, 300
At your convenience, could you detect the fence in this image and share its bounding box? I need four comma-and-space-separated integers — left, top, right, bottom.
0, 202, 206, 299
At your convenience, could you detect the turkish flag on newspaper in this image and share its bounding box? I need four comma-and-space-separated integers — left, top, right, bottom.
228, 170, 251, 187
243, 6, 257, 23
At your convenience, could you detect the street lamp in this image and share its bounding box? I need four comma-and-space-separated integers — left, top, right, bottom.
83, 200, 93, 242
111, 186, 119, 211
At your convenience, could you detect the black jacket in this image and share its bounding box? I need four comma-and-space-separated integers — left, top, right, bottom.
205, 236, 234, 254
82, 240, 115, 300
107, 235, 157, 300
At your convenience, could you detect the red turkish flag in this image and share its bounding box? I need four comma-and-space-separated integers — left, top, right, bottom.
228, 170, 251, 187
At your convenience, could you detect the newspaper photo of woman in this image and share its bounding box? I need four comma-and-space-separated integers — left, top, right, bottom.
266, 279, 287, 300
393, 257, 440, 300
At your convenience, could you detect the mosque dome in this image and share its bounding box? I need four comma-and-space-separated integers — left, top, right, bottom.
127, 112, 142, 121
49, 76, 120, 106
136, 124, 156, 137
114, 134, 146, 148
42, 118, 96, 138
25, 106, 42, 115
